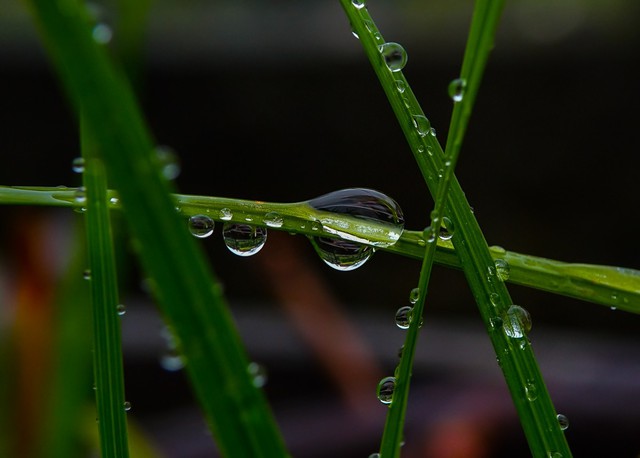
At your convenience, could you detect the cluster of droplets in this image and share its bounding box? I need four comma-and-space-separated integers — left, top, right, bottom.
395, 287, 421, 330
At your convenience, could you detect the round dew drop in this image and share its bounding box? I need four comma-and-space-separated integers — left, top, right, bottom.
448, 78, 467, 102
377, 376, 396, 404
222, 223, 267, 257
123, 401, 131, 412
524, 381, 538, 401
494, 258, 510, 281
155, 145, 181, 180
351, 0, 366, 9
310, 237, 373, 271
263, 212, 283, 228
379, 42, 408, 72
72, 157, 85, 173
412, 115, 431, 137
188, 215, 215, 238
369, 454, 381, 458
75, 187, 86, 204
409, 287, 420, 304
557, 413, 569, 431
503, 305, 532, 339
219, 208, 233, 221
396, 80, 406, 93
395, 306, 413, 329
116, 304, 126, 316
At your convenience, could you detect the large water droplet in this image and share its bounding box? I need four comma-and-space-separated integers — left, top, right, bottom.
72, 157, 85, 173
448, 78, 467, 102
557, 413, 569, 431
412, 115, 431, 137
188, 215, 215, 238
223, 223, 267, 257
379, 42, 407, 72
248, 362, 268, 388
377, 376, 396, 404
263, 212, 283, 228
309, 237, 373, 271
494, 259, 510, 281
489, 316, 503, 331
395, 306, 412, 329
503, 305, 532, 338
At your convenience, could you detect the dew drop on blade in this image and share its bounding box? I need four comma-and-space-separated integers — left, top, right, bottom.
379, 42, 408, 72
309, 237, 373, 271
155, 145, 181, 180
223, 223, 267, 257
412, 115, 431, 137
448, 77, 467, 102
160, 350, 185, 372
395, 80, 406, 93
263, 212, 283, 228
75, 187, 86, 204
395, 306, 412, 329
72, 157, 85, 173
377, 376, 396, 404
409, 287, 420, 304
351, 0, 366, 9
524, 381, 538, 401
188, 215, 215, 238
503, 305, 532, 338
219, 208, 233, 221
123, 401, 131, 412
494, 258, 510, 281
116, 304, 126, 316
92, 23, 112, 44
83, 269, 91, 281
557, 414, 569, 431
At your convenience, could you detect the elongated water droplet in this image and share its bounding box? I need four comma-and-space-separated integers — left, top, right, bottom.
494, 258, 510, 281
123, 401, 131, 412
489, 316, 503, 331
395, 80, 406, 93
223, 223, 267, 257
188, 215, 215, 238
489, 292, 501, 307
395, 306, 412, 329
219, 208, 233, 221
116, 304, 126, 316
438, 216, 454, 241
412, 115, 431, 137
557, 414, 569, 430
429, 127, 437, 137
377, 376, 396, 404
248, 362, 268, 388
525, 381, 538, 401
83, 269, 91, 281
548, 452, 563, 458
309, 237, 373, 271
263, 212, 283, 228
448, 78, 467, 102
351, 0, 366, 9
72, 157, 85, 173
409, 287, 420, 304
75, 187, 86, 204
156, 145, 181, 180
351, 28, 359, 39
503, 305, 532, 338
379, 42, 407, 72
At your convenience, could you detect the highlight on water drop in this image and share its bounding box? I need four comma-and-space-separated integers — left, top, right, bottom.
309, 237, 373, 271
92, 23, 113, 44
377, 376, 397, 404
412, 114, 431, 137
351, 0, 366, 9
116, 304, 126, 316
379, 42, 408, 72
188, 215, 215, 238
503, 305, 532, 339
557, 413, 569, 431
223, 223, 267, 257
72, 157, 85, 173
494, 258, 511, 281
395, 306, 413, 329
448, 77, 467, 102
219, 208, 233, 221
263, 212, 283, 228
409, 287, 420, 304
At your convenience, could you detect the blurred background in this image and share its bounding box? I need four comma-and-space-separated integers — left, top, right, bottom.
1, 0, 640, 456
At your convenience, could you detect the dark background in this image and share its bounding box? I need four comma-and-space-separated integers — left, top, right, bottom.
2, 1, 640, 456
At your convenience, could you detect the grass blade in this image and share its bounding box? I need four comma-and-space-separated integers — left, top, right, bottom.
341, 1, 572, 456
25, 2, 289, 456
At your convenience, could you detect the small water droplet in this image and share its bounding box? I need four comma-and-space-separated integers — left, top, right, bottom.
423, 226, 436, 243
489, 316, 503, 331
223, 223, 267, 257
368, 454, 381, 458
248, 362, 268, 388
379, 42, 407, 72
491, 245, 507, 255
159, 350, 185, 371
525, 381, 538, 401
72, 157, 85, 173
75, 187, 86, 204
263, 212, 283, 228
188, 215, 215, 238
548, 453, 563, 458
310, 237, 373, 271
377, 376, 396, 404
397, 345, 404, 359
109, 196, 119, 205
409, 287, 420, 304
610, 306, 617, 311
364, 20, 374, 32
395, 306, 412, 329
92, 23, 112, 44
429, 127, 437, 137
156, 145, 181, 180
412, 115, 431, 137
83, 269, 91, 281
448, 78, 467, 102
395, 80, 406, 93
218, 208, 233, 221
123, 401, 131, 412
116, 304, 126, 316
351, 28, 359, 39
351, 0, 366, 9
438, 216, 454, 241
489, 292, 501, 307
494, 259, 510, 281
503, 305, 532, 338
557, 414, 569, 431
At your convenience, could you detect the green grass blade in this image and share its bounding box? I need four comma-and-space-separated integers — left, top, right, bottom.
82, 124, 130, 458
25, 2, 288, 456
341, 1, 572, 456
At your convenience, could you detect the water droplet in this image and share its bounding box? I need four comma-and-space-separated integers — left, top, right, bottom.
448, 78, 467, 102
429, 127, 437, 137
92, 23, 112, 44
489, 316, 503, 331
156, 145, 181, 180
248, 362, 268, 388
351, 28, 359, 39
83, 269, 91, 281
423, 226, 436, 244
364, 20, 374, 33
116, 304, 126, 316
412, 115, 431, 137
75, 187, 86, 204
395, 306, 413, 329
188, 215, 215, 238
109, 196, 119, 205
548, 453, 563, 458
377, 376, 396, 404
72, 157, 85, 173
610, 306, 617, 311
409, 287, 420, 304
503, 305, 532, 338
438, 216, 454, 241
159, 350, 185, 371
219, 208, 233, 221
379, 42, 407, 72
263, 212, 283, 228
123, 401, 131, 412
557, 414, 569, 431
524, 381, 538, 401
351, 0, 366, 9
397, 345, 404, 359
489, 292, 501, 307
395, 80, 406, 93
223, 223, 267, 257
494, 259, 510, 281
491, 245, 507, 255
309, 237, 373, 271
369, 454, 381, 458
307, 188, 404, 263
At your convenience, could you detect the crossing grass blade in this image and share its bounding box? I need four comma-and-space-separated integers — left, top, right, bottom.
24, 1, 289, 457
